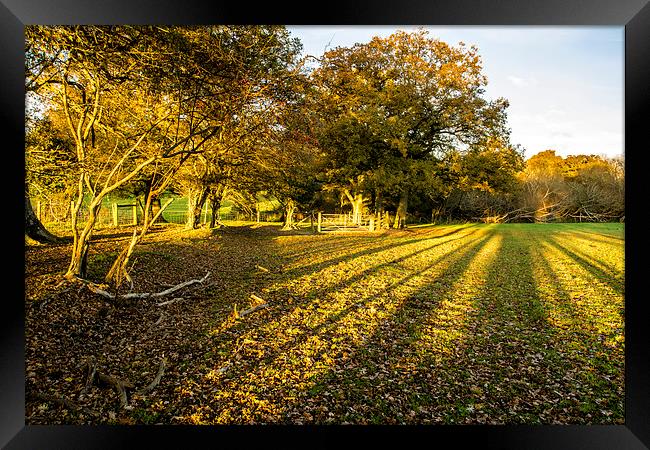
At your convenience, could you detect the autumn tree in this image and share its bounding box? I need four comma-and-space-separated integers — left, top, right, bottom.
261, 122, 324, 230
167, 26, 304, 230
444, 137, 524, 221
311, 29, 512, 228
27, 26, 220, 284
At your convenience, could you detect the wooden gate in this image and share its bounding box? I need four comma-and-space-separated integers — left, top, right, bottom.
317, 213, 375, 232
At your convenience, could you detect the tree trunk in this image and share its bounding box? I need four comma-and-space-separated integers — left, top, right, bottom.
185, 187, 208, 229
208, 189, 223, 228
189, 187, 210, 229
150, 197, 167, 223
393, 191, 409, 229
105, 196, 174, 288
281, 199, 296, 230
374, 190, 385, 228
105, 230, 138, 288
65, 202, 101, 279
141, 179, 168, 225
25, 194, 63, 244
185, 189, 198, 229
344, 189, 364, 225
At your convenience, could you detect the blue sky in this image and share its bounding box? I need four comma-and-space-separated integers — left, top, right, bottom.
287, 26, 624, 160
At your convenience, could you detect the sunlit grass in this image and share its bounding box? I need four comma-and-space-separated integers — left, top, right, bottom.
170, 223, 624, 424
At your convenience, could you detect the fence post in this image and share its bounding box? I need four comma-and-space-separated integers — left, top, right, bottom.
112, 203, 118, 227
369, 217, 375, 232
317, 212, 322, 233
132, 204, 138, 226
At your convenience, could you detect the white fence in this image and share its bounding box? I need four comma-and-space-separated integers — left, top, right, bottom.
317, 213, 376, 232
31, 198, 283, 232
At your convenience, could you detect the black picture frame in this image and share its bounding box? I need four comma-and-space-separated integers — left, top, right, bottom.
4, 0, 649, 448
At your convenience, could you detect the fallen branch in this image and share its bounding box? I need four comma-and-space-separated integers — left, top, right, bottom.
97, 372, 135, 409
156, 297, 184, 307
239, 303, 269, 317
136, 358, 167, 395
255, 265, 270, 273
85, 271, 211, 300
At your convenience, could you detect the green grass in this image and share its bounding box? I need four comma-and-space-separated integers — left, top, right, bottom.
27, 221, 624, 424
164, 222, 624, 424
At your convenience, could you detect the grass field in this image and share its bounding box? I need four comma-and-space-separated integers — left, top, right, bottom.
24, 222, 624, 424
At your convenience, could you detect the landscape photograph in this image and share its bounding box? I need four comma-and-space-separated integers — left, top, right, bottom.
24, 25, 625, 425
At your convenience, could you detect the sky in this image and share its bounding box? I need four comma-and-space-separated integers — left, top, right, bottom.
286, 26, 624, 160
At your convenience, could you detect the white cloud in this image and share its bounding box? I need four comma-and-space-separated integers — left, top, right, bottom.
507, 75, 538, 88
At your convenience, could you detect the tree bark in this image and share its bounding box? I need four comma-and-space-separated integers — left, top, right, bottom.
281, 199, 296, 230
150, 197, 167, 223
188, 186, 209, 229
208, 188, 223, 228
105, 196, 174, 288
65, 201, 101, 279
344, 189, 364, 225
393, 190, 409, 229
24, 194, 64, 244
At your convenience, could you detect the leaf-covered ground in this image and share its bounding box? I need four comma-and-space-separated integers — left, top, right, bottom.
24, 222, 625, 424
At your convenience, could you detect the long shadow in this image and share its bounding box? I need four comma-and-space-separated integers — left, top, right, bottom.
552, 223, 624, 241
526, 234, 587, 326
445, 230, 568, 423
528, 233, 624, 347
271, 226, 465, 262
294, 224, 623, 424
546, 237, 624, 295
279, 229, 497, 423
316, 232, 484, 308
546, 234, 623, 280
274, 235, 391, 263
208, 228, 491, 373
266, 228, 482, 306
278, 232, 490, 356
199, 228, 475, 333
424, 227, 623, 424
563, 230, 624, 244
188, 228, 494, 423
281, 224, 480, 278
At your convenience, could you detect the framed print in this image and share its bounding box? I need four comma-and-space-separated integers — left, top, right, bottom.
4, 0, 649, 448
